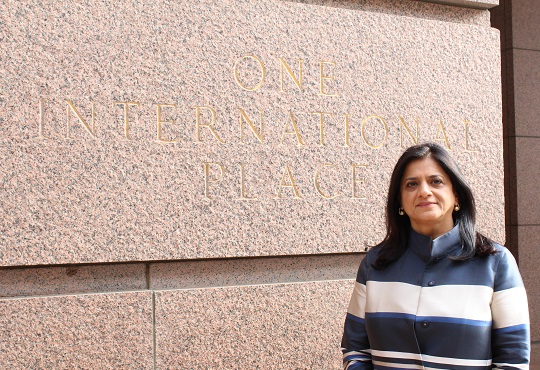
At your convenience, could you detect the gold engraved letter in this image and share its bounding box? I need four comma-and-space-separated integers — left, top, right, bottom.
280, 111, 305, 146
234, 55, 266, 91
319, 60, 338, 97
361, 115, 388, 149
239, 108, 264, 144
240, 164, 256, 200
155, 103, 178, 143
114, 101, 140, 140
351, 164, 367, 199
195, 106, 225, 143
342, 113, 351, 148
314, 163, 339, 199
38, 99, 51, 139
279, 58, 303, 92
463, 120, 479, 152
399, 116, 419, 149
65, 99, 96, 139
434, 119, 451, 149
276, 164, 303, 199
204, 162, 225, 199
312, 111, 332, 147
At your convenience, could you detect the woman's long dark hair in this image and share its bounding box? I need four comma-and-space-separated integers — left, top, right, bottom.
374, 142, 496, 269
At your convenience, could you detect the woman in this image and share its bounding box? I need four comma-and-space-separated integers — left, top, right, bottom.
341, 143, 530, 369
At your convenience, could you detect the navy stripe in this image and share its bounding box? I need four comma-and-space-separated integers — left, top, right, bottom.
422, 359, 491, 370
346, 312, 365, 324
416, 315, 491, 327
365, 312, 416, 320
492, 323, 528, 333
372, 355, 422, 366
343, 354, 369, 362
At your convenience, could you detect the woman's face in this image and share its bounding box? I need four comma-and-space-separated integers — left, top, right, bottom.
400, 157, 458, 238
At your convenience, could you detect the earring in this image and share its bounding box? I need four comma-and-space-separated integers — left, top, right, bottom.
454, 204, 460, 211
398, 207, 404, 215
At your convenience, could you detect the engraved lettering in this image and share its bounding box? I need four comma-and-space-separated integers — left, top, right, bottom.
312, 111, 332, 146
361, 115, 388, 149
204, 162, 225, 199
195, 106, 225, 143
38, 99, 51, 139
239, 108, 264, 144
343, 113, 351, 147
239, 163, 256, 200
279, 58, 303, 92
463, 120, 479, 152
65, 99, 96, 139
351, 164, 367, 199
434, 119, 451, 149
114, 101, 140, 140
276, 164, 303, 199
155, 103, 178, 143
280, 111, 305, 146
319, 60, 338, 97
399, 116, 419, 149
314, 163, 339, 199
234, 55, 266, 91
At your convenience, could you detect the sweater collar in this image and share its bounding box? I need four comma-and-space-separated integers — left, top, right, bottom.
408, 224, 461, 262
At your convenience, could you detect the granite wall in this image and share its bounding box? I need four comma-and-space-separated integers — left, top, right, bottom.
0, 0, 509, 368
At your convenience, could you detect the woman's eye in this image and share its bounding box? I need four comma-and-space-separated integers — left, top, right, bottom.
432, 178, 443, 185
406, 182, 417, 188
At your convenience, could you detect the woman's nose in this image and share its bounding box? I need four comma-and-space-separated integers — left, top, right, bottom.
418, 182, 432, 197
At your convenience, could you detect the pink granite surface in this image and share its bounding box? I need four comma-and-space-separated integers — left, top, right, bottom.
509, 0, 540, 51
150, 253, 362, 289
532, 343, 540, 370
418, 0, 498, 10
513, 50, 540, 137
0, 291, 153, 369
154, 280, 352, 369
0, 0, 504, 265
517, 225, 540, 342
0, 263, 146, 297
515, 138, 540, 225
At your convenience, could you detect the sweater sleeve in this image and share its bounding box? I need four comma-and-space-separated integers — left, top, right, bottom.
341, 255, 373, 370
491, 248, 530, 369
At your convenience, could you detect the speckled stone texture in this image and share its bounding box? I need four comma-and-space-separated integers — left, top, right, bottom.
0, 0, 503, 266
0, 263, 146, 297
154, 280, 352, 369
532, 343, 540, 370
0, 291, 153, 369
150, 253, 362, 289
419, 0, 498, 10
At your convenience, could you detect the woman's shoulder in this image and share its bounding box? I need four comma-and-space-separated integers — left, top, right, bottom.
358, 243, 385, 272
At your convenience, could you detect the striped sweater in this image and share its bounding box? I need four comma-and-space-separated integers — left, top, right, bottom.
341, 225, 530, 369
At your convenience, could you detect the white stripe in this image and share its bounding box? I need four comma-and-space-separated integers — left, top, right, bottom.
422, 354, 491, 366
371, 350, 421, 361
343, 350, 371, 356
492, 362, 529, 370
492, 287, 529, 329
416, 285, 493, 321
347, 281, 367, 319
366, 281, 493, 322
371, 350, 492, 367
372, 361, 467, 370
365, 281, 420, 315
372, 360, 423, 369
